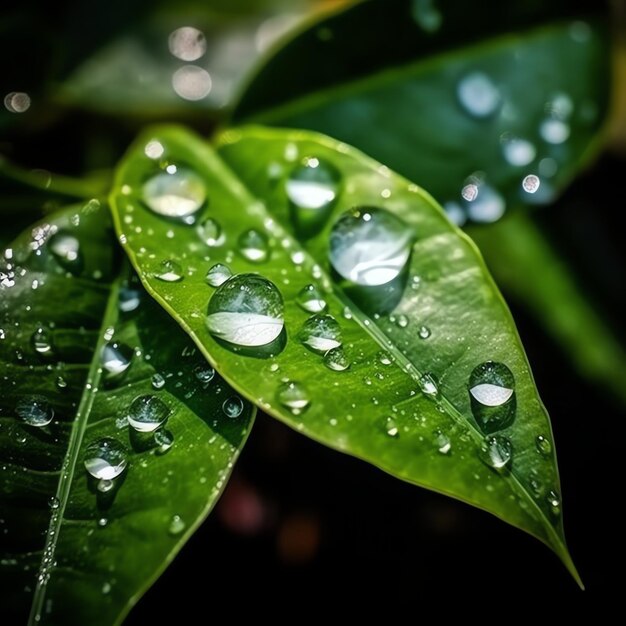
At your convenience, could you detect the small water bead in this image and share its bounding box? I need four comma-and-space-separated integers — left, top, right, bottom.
206, 274, 284, 347
97, 479, 115, 493
31, 327, 53, 354
378, 352, 392, 366
540, 118, 570, 145
395, 314, 409, 329
435, 430, 451, 454
462, 179, 506, 223
418, 325, 431, 339
457, 72, 501, 118
155, 429, 174, 454
276, 381, 310, 415
468, 362, 516, 433
48, 231, 82, 273
480, 436, 512, 470
536, 435, 552, 456
418, 373, 438, 397
84, 438, 128, 480
324, 347, 350, 372
168, 515, 186, 535
238, 229, 270, 263
546, 489, 561, 514
142, 168, 206, 219
222, 397, 244, 418
153, 259, 184, 282
194, 364, 215, 384
196, 217, 222, 247
296, 284, 327, 313
16, 395, 54, 427
205, 263, 232, 287
522, 174, 541, 194
286, 157, 340, 210
385, 416, 399, 437
48, 496, 60, 510
56, 376, 67, 389
127, 395, 170, 432
118, 284, 141, 312
329, 207, 413, 286
101, 342, 133, 377
151, 373, 166, 389
501, 136, 536, 167
298, 314, 342, 353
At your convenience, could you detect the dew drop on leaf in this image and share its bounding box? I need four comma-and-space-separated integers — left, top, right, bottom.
142, 168, 206, 220
323, 346, 350, 371
196, 217, 222, 247
238, 229, 270, 263
480, 435, 512, 470
101, 341, 133, 377
298, 314, 342, 353
457, 71, 501, 118
222, 396, 244, 418
16, 395, 54, 427
127, 395, 170, 433
277, 381, 310, 415
468, 362, 516, 433
84, 438, 128, 480
296, 284, 327, 313
153, 259, 184, 283
205, 263, 232, 287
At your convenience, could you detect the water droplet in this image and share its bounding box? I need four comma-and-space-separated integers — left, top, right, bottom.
329, 207, 412, 286
194, 364, 215, 384
522, 174, 540, 194
462, 177, 506, 223
277, 381, 310, 415
144, 140, 164, 159
324, 347, 350, 371
56, 376, 67, 389
298, 314, 342, 353
501, 136, 536, 166
16, 395, 54, 427
168, 26, 207, 61
48, 496, 60, 510
151, 373, 166, 389
540, 118, 570, 144
155, 429, 174, 454
196, 217, 222, 247
168, 514, 186, 535
127, 395, 170, 432
418, 373, 438, 397
206, 274, 284, 347
378, 351, 392, 366
31, 327, 53, 354
296, 284, 327, 313
97, 479, 114, 493
98, 517, 108, 527
418, 325, 431, 339
468, 362, 516, 433
142, 169, 206, 219
84, 438, 128, 480
457, 72, 500, 118
48, 231, 83, 274
411, 0, 442, 33
385, 416, 399, 437
536, 435, 552, 456
546, 489, 561, 514
153, 259, 184, 282
205, 263, 232, 287
119, 284, 141, 312
286, 157, 340, 211
238, 229, 269, 263
434, 430, 451, 454
394, 314, 409, 329
102, 582, 112, 595
222, 397, 244, 418
480, 435, 512, 470
101, 342, 133, 377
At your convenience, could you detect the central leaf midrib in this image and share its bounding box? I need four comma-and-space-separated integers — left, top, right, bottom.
27, 276, 121, 626
209, 133, 567, 556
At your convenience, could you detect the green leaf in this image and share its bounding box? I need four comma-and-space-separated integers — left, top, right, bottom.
0, 203, 254, 625
468, 212, 626, 405
110, 124, 580, 584
233, 0, 610, 212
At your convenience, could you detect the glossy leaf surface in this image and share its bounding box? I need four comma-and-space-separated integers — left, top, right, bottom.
110, 125, 578, 582
0, 203, 254, 625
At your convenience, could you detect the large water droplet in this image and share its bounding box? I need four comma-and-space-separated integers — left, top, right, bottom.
298, 314, 342, 353
153, 259, 184, 282
31, 327, 53, 355
286, 157, 340, 215
101, 342, 133, 377
277, 381, 310, 415
238, 229, 269, 263
329, 207, 412, 286
196, 217, 222, 246
16, 395, 54, 427
127, 395, 170, 432
194, 364, 215, 384
222, 396, 244, 418
468, 362, 516, 433
205, 263, 232, 287
49, 231, 83, 274
142, 168, 206, 219
324, 346, 350, 371
457, 72, 500, 118
296, 284, 327, 313
206, 274, 284, 348
480, 435, 512, 470
84, 438, 128, 480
